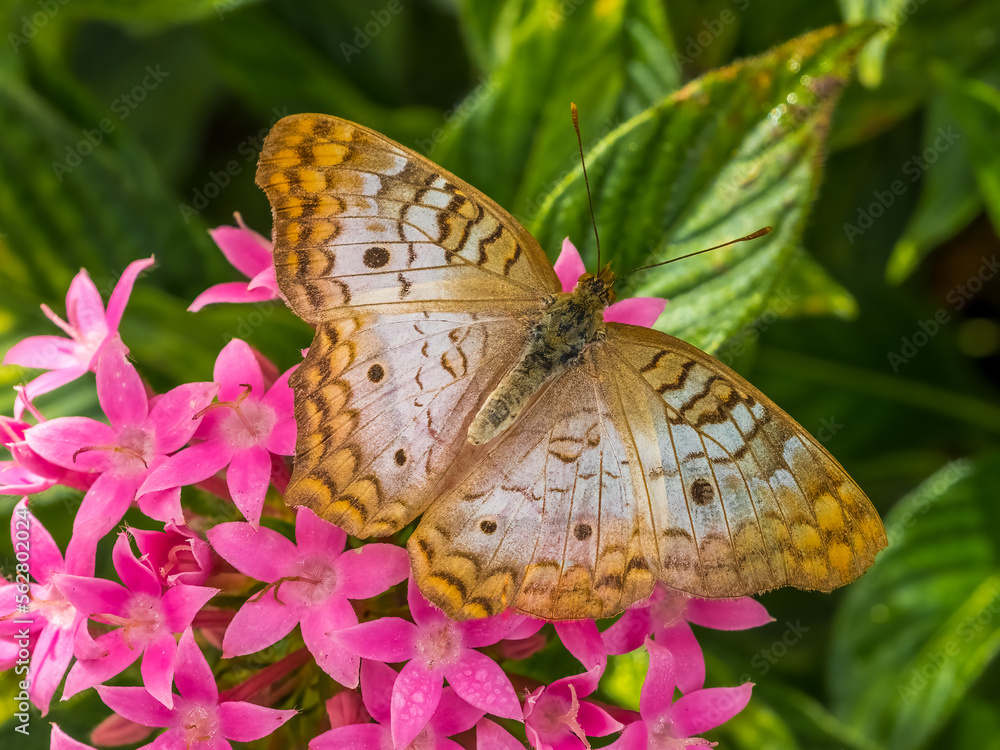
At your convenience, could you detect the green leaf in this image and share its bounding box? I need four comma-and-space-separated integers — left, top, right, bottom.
944, 76, 1000, 235
776, 248, 858, 319
434, 0, 680, 214
532, 24, 877, 353
886, 89, 981, 283
829, 453, 1000, 750
62, 0, 256, 24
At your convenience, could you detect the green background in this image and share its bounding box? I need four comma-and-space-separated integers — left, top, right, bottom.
1, 1, 999, 749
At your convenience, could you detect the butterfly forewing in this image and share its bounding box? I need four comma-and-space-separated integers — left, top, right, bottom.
256, 113, 559, 323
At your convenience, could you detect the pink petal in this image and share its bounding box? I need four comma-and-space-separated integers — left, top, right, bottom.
477, 718, 524, 750
391, 660, 443, 749
336, 543, 409, 600
407, 576, 447, 628
209, 223, 272, 279
300, 597, 362, 687
95, 685, 174, 727
112, 533, 160, 597
603, 297, 667, 327
361, 658, 398, 723
160, 583, 219, 632
141, 633, 178, 708
137, 487, 184, 524
104, 257, 155, 332
28, 620, 77, 714
659, 622, 705, 694
65, 269, 108, 338
13, 500, 63, 582
265, 418, 296, 456
577, 700, 623, 737
25, 417, 115, 471
332, 618, 417, 662
640, 638, 677, 719
149, 382, 219, 453
553, 238, 586, 293
63, 631, 141, 698
555, 620, 606, 671
14, 367, 89, 417
685, 597, 773, 630
430, 688, 486, 736
218, 700, 297, 742
444, 649, 521, 720
188, 282, 277, 312
247, 264, 279, 294
51, 724, 95, 750
227, 445, 272, 526
3, 335, 80, 369
73, 473, 137, 549
293, 506, 346, 556
262, 366, 295, 418
174, 628, 219, 704
96, 337, 148, 428
223, 596, 301, 657
53, 573, 130, 616
214, 339, 264, 401
139, 439, 233, 494
312, 724, 390, 750
666, 683, 753, 738
206, 522, 299, 582
459, 610, 530, 649
324, 689, 370, 728
604, 721, 647, 750
603, 608, 652, 655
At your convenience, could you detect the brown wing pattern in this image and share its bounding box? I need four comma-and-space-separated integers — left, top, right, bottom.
255, 113, 560, 323
601, 323, 886, 598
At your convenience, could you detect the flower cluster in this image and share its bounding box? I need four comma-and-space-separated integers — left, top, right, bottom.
1, 220, 766, 749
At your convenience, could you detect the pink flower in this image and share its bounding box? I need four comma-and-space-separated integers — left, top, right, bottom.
96, 628, 296, 750
0, 499, 94, 714
129, 523, 214, 588
523, 666, 622, 750
607, 638, 753, 750
553, 239, 667, 327
25, 337, 217, 559
0, 415, 94, 496
312, 660, 485, 750
189, 214, 279, 311
555, 620, 608, 672
56, 533, 219, 707
477, 718, 525, 749
333, 578, 525, 748
4, 257, 154, 416
602, 584, 772, 694
140, 339, 295, 526
50, 724, 96, 750
206, 507, 408, 688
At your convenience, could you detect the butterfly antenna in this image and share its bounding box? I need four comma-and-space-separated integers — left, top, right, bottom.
622, 227, 773, 277
571, 102, 601, 269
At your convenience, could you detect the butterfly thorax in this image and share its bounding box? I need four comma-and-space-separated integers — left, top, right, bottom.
467, 267, 616, 446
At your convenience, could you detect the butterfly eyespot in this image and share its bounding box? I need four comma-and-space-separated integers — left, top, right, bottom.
363, 246, 390, 268
394, 449, 407, 466
691, 478, 715, 505
367, 364, 385, 382
479, 519, 497, 534
573, 523, 592, 541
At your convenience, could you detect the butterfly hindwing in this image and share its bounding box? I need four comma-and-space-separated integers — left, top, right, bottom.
256, 113, 560, 323
602, 323, 886, 597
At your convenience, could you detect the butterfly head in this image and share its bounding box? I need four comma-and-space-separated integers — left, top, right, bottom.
574, 262, 617, 307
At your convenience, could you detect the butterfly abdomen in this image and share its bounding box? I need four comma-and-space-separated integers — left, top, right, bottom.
467, 285, 607, 445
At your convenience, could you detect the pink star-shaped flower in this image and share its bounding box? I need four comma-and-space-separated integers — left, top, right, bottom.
523, 665, 622, 750
333, 578, 525, 748
312, 660, 485, 750
206, 506, 409, 688
553, 239, 667, 327
140, 339, 295, 526
602, 583, 772, 694
0, 415, 94, 496
4, 256, 154, 417
56, 533, 219, 707
129, 523, 214, 588
96, 628, 296, 750
607, 638, 753, 750
188, 215, 279, 311
0, 499, 95, 715
25, 337, 217, 560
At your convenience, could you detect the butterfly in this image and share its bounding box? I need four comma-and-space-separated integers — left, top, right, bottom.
255, 113, 886, 621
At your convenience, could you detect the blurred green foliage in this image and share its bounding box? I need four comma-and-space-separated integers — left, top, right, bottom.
0, 0, 998, 749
